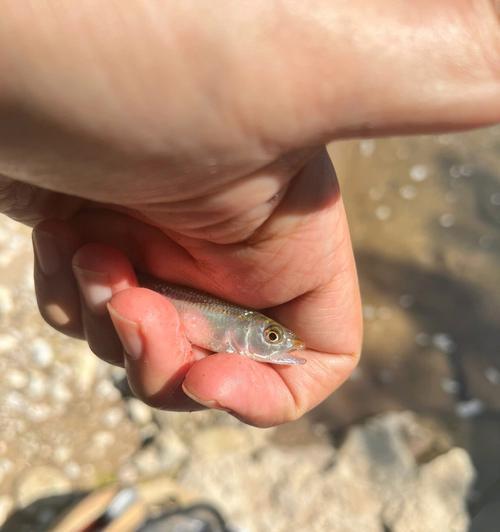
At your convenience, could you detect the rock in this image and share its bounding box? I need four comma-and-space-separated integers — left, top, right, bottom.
155, 428, 189, 473
15, 466, 71, 507
0, 285, 13, 315
127, 398, 153, 426
30, 338, 54, 367
383, 448, 474, 532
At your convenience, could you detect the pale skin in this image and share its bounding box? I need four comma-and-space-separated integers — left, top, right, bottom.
0, 1, 498, 426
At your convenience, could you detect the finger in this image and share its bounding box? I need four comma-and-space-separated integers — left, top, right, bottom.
72, 243, 137, 365
32, 219, 84, 338
107, 287, 204, 411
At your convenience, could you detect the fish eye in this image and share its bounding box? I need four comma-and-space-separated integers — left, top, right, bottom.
264, 325, 283, 344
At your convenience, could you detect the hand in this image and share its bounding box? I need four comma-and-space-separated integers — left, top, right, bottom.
0, 1, 498, 426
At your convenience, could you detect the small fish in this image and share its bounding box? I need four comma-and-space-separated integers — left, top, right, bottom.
138, 273, 306, 365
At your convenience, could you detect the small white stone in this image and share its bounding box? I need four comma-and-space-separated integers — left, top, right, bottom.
92, 431, 115, 448
127, 398, 153, 425
375, 205, 392, 221
409, 164, 428, 182
51, 382, 72, 403
490, 192, 500, 206
5, 391, 25, 410
399, 185, 417, 200
432, 333, 455, 354
439, 213, 455, 228
0, 334, 17, 354
441, 378, 459, 395
53, 446, 72, 464
64, 462, 81, 480
102, 406, 124, 428
362, 305, 376, 320
455, 399, 484, 419
6, 369, 28, 389
28, 404, 51, 423
30, 338, 54, 367
484, 366, 500, 385
359, 139, 376, 157
95, 379, 121, 401
28, 373, 48, 399
0, 285, 13, 315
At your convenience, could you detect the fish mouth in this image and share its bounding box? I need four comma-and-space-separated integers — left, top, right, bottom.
292, 339, 306, 351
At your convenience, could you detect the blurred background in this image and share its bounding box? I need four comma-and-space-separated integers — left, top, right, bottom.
0, 126, 498, 531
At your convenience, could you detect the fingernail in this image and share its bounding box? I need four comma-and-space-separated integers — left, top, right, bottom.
73, 264, 112, 314
181, 384, 232, 412
107, 303, 143, 360
33, 229, 60, 276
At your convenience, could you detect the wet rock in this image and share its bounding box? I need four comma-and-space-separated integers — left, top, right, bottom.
15, 466, 71, 507
127, 398, 153, 426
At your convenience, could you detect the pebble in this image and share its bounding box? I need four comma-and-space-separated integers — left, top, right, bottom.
439, 213, 455, 228
4, 391, 25, 411
375, 205, 392, 221
53, 446, 72, 464
455, 399, 484, 419
399, 185, 417, 200
6, 369, 28, 389
359, 139, 376, 157
409, 164, 428, 182
0, 334, 17, 354
15, 465, 71, 507
484, 366, 500, 385
432, 333, 455, 354
28, 373, 48, 399
64, 461, 81, 480
51, 382, 72, 403
0, 285, 13, 316
127, 398, 153, 426
92, 431, 115, 449
30, 338, 54, 367
95, 379, 121, 402
102, 406, 124, 428
440, 378, 459, 395
27, 403, 52, 423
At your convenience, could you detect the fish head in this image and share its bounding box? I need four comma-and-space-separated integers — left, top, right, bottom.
235, 314, 306, 365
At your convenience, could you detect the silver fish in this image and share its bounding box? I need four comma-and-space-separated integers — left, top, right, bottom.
138, 273, 306, 365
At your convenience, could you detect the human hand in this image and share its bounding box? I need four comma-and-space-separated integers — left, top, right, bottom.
0, 1, 498, 426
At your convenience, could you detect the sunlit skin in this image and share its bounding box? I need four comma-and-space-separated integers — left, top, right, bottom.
0, 1, 498, 426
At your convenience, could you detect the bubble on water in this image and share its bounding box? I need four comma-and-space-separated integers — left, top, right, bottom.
409, 164, 428, 182
399, 185, 417, 200
439, 213, 455, 228
490, 193, 500, 206
375, 205, 392, 221
30, 338, 54, 367
484, 366, 500, 385
455, 399, 483, 419
441, 378, 459, 395
359, 140, 376, 157
432, 333, 455, 354
399, 294, 415, 309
